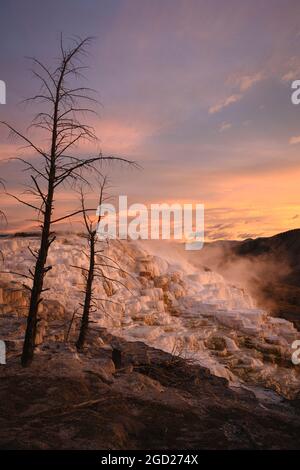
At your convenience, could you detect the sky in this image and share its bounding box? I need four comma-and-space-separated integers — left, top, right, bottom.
1, 0, 300, 240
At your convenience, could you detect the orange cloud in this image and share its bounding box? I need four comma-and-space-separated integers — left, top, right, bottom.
235, 71, 264, 91
209, 94, 242, 114
93, 119, 154, 154
289, 135, 300, 145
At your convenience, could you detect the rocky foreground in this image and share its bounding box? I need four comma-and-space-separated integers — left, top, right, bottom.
1, 327, 300, 450
1, 235, 300, 449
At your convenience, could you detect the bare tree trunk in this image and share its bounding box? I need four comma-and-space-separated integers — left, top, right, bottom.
21, 79, 59, 366
76, 231, 95, 350
73, 179, 132, 352
21, 190, 54, 366
0, 179, 7, 262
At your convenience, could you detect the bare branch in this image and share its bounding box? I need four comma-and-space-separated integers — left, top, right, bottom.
51, 207, 95, 224
0, 122, 48, 159
5, 192, 43, 212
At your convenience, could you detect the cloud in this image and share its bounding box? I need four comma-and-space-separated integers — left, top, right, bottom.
237, 232, 260, 239
281, 57, 300, 82
236, 72, 264, 92
209, 71, 264, 114
0, 143, 22, 161
219, 122, 232, 132
289, 135, 300, 145
206, 230, 233, 241
93, 119, 154, 154
282, 70, 298, 82
209, 94, 242, 114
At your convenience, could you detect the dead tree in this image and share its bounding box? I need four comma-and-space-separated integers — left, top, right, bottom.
0, 179, 7, 261
0, 37, 132, 366
0, 179, 6, 223
73, 178, 130, 351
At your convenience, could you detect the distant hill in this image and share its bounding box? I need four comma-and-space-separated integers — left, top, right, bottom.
233, 229, 300, 279
190, 229, 300, 329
